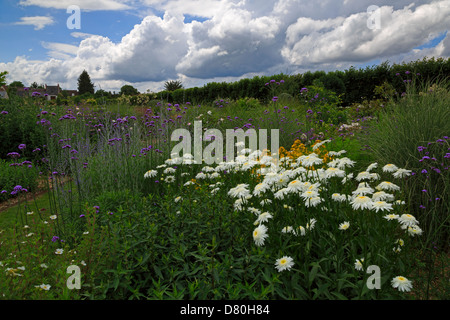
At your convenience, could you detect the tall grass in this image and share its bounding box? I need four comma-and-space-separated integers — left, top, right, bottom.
360, 78, 449, 250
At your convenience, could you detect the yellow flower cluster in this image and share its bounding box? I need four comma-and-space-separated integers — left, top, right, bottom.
279, 139, 332, 165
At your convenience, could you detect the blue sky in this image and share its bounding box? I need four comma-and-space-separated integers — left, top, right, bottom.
0, 0, 449, 92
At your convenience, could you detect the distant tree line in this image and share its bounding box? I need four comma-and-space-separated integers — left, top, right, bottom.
3, 57, 448, 108
155, 57, 450, 106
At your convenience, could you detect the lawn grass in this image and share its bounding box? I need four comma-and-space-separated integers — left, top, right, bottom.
0, 191, 51, 230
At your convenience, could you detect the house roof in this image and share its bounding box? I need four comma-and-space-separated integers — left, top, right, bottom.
45, 85, 60, 95
6, 84, 74, 97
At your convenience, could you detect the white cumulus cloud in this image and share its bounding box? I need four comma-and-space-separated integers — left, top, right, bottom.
2, 0, 449, 92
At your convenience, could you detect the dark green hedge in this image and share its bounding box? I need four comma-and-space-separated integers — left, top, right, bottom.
155, 57, 450, 106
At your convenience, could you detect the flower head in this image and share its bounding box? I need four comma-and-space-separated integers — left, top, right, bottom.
391, 276, 413, 292
253, 224, 268, 246
339, 221, 350, 231
275, 256, 294, 272
254, 212, 273, 225
351, 195, 373, 210
371, 201, 393, 213
354, 258, 364, 271
383, 164, 398, 172
398, 214, 419, 227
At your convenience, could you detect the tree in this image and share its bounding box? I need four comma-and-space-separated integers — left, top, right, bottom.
77, 70, 95, 95
30, 82, 44, 89
119, 85, 139, 96
9, 80, 24, 88
164, 80, 183, 92
0, 71, 8, 86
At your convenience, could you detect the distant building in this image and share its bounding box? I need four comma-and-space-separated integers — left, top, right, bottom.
4, 84, 78, 100
64, 90, 78, 97
44, 84, 61, 100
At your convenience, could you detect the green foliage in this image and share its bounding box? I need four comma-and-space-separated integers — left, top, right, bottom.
0, 98, 47, 160
152, 57, 450, 108
8, 81, 24, 88
0, 71, 8, 86
235, 97, 261, 110
0, 205, 114, 299
77, 70, 95, 95
1, 66, 448, 300
0, 159, 40, 201
119, 85, 139, 96
164, 80, 183, 92
360, 79, 450, 248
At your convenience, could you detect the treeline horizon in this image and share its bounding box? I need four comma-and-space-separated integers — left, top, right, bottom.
4, 56, 449, 108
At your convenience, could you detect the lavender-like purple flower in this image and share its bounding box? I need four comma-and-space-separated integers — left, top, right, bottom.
7, 152, 20, 158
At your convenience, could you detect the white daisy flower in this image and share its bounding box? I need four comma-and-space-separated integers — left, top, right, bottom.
163, 167, 176, 174
407, 225, 423, 237
295, 226, 306, 236
228, 184, 250, 198
384, 214, 399, 221
392, 168, 412, 178
335, 157, 355, 169
297, 153, 323, 167
354, 258, 364, 271
366, 162, 378, 172
383, 164, 399, 172
254, 212, 273, 225
372, 191, 394, 202
325, 167, 346, 178
331, 193, 347, 202
260, 199, 272, 206
275, 256, 295, 272
391, 276, 413, 292
398, 214, 419, 227
165, 175, 175, 183
253, 224, 268, 246
300, 190, 320, 200
376, 181, 400, 192
144, 170, 157, 178
371, 201, 393, 213
253, 182, 270, 196
304, 196, 322, 207
351, 196, 373, 210
41, 284, 51, 290
306, 218, 317, 230
352, 186, 375, 196
281, 226, 293, 234
248, 207, 261, 216
355, 171, 371, 181
339, 221, 350, 230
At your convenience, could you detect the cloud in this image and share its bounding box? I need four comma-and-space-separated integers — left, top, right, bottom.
41, 42, 79, 59
70, 32, 100, 39
19, 0, 132, 11
281, 1, 450, 66
14, 16, 55, 30
3, 0, 449, 93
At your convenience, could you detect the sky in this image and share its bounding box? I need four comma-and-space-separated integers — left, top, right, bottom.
0, 0, 449, 93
